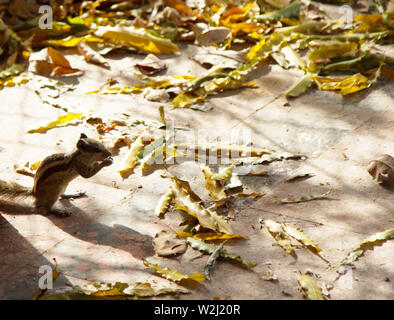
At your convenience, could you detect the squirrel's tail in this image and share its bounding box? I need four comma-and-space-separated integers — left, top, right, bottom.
0, 180, 32, 199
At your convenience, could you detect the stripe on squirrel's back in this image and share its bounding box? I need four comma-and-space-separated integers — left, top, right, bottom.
35, 153, 75, 185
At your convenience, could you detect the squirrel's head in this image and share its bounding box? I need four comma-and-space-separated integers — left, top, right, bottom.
77, 133, 112, 160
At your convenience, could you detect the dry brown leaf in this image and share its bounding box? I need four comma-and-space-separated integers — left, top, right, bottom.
194, 23, 231, 46
367, 154, 394, 187
153, 230, 187, 256
77, 42, 110, 69
135, 54, 167, 75
28, 47, 82, 76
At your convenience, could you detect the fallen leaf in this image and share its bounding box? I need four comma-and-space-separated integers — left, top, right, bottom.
191, 47, 246, 69
26, 112, 84, 134
28, 47, 81, 76
340, 229, 394, 266
118, 133, 146, 177
172, 177, 234, 235
281, 190, 331, 203
313, 67, 381, 95
187, 237, 255, 268
200, 164, 227, 201
135, 54, 166, 75
73, 281, 189, 298
264, 219, 294, 254
77, 42, 110, 69
211, 164, 235, 181
282, 224, 322, 254
298, 274, 323, 300
194, 23, 231, 46
367, 154, 394, 187
94, 25, 179, 54
155, 189, 174, 218
143, 259, 205, 283
153, 230, 187, 256
283, 73, 314, 98
173, 231, 244, 241
204, 241, 226, 280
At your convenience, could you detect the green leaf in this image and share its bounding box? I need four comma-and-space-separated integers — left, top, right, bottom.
255, 1, 302, 21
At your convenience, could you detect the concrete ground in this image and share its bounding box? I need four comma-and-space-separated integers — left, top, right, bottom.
0, 41, 393, 299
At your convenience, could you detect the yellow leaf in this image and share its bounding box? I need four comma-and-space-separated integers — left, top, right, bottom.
308, 41, 358, 62
313, 69, 380, 95
264, 219, 294, 254
118, 133, 146, 177
140, 146, 187, 175
283, 73, 314, 97
350, 14, 384, 33
171, 92, 205, 108
46, 34, 104, 48
298, 274, 323, 300
27, 113, 84, 134
174, 231, 244, 241
143, 259, 205, 283
282, 224, 322, 253
94, 25, 179, 54
200, 164, 227, 201
172, 177, 234, 235
211, 164, 235, 181
155, 189, 174, 218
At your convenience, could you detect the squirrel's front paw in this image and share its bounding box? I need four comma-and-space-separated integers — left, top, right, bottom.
102, 156, 113, 166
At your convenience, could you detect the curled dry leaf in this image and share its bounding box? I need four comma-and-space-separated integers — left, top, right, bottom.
77, 42, 110, 69
367, 154, 394, 187
155, 189, 174, 218
143, 259, 205, 283
264, 219, 294, 254
298, 274, 323, 300
200, 164, 227, 201
172, 177, 234, 235
194, 23, 231, 46
313, 66, 381, 95
28, 47, 82, 76
153, 230, 187, 256
211, 164, 235, 181
204, 241, 226, 280
135, 54, 167, 75
118, 133, 146, 178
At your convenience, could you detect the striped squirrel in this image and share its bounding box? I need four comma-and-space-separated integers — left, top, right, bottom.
0, 133, 113, 216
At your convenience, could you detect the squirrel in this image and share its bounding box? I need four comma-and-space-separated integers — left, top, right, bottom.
0, 133, 113, 216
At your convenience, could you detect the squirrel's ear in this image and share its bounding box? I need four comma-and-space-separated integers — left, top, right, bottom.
80, 133, 88, 139
77, 139, 85, 150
